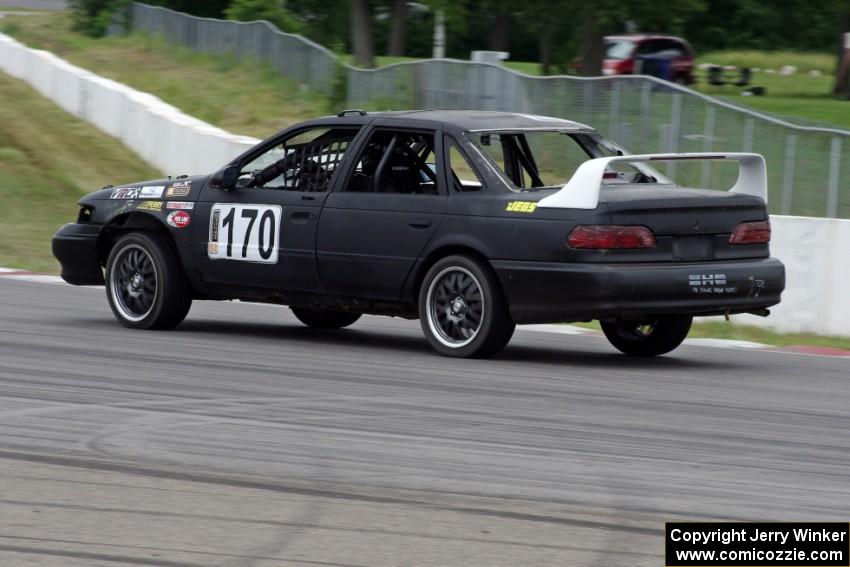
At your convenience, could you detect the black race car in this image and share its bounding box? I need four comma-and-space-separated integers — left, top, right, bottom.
52, 110, 785, 358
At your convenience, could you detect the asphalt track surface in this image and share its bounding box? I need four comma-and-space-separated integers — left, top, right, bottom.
0, 277, 848, 566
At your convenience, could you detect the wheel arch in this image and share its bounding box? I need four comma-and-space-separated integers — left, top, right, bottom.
405, 241, 497, 303
97, 212, 175, 266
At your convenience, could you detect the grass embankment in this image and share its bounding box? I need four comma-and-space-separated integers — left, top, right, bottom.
0, 72, 160, 271
0, 12, 327, 139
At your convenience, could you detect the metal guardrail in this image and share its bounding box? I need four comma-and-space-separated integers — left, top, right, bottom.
130, 2, 850, 219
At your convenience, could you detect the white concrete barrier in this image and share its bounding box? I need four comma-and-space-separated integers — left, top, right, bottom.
0, 33, 847, 337
730, 216, 850, 337
0, 32, 258, 175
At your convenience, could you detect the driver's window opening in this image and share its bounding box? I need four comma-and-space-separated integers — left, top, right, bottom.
238, 127, 360, 192
467, 131, 668, 191
347, 130, 439, 195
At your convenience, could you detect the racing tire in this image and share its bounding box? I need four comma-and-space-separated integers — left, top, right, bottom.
290, 307, 361, 329
105, 232, 192, 330
419, 255, 515, 358
600, 315, 693, 357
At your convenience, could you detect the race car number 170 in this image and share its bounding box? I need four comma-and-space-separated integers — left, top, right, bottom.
208, 204, 282, 264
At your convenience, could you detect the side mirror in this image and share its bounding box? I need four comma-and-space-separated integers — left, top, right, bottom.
211, 165, 240, 190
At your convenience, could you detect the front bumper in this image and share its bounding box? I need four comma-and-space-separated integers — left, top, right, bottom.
492, 257, 785, 324
52, 223, 104, 285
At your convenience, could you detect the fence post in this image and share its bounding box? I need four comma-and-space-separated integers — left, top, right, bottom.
827, 136, 842, 218
609, 80, 620, 141
667, 93, 682, 179
582, 82, 592, 125
640, 80, 652, 150
781, 133, 796, 215
700, 105, 716, 188
743, 118, 754, 152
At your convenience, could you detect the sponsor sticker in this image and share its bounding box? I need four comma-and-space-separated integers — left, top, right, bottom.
166, 201, 195, 210
167, 210, 191, 229
136, 200, 163, 211
506, 201, 537, 213
139, 185, 166, 199
166, 181, 192, 197
111, 187, 141, 200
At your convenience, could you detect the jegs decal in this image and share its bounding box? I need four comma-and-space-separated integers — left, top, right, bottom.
208, 204, 281, 264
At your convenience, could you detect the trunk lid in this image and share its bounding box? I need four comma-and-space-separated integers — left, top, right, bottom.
599, 185, 769, 262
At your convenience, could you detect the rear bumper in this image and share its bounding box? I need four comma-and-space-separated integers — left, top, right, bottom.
52, 223, 104, 285
492, 257, 785, 324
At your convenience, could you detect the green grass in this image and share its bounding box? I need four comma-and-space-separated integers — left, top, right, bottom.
691, 54, 850, 130
697, 50, 836, 74
1, 12, 329, 139
575, 321, 850, 351
0, 72, 160, 272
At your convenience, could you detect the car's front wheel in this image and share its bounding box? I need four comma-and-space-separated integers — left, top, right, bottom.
419, 255, 515, 358
600, 315, 692, 356
105, 232, 192, 329
290, 307, 361, 329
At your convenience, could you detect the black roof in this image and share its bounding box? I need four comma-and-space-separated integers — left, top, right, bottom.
331, 110, 593, 133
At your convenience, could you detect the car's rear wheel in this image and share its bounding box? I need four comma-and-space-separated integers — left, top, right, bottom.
419, 255, 515, 358
290, 307, 361, 329
105, 232, 192, 329
600, 315, 692, 356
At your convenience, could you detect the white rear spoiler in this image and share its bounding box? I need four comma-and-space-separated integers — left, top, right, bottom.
536, 152, 768, 210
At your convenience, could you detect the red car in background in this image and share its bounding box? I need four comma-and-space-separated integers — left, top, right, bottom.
603, 35, 695, 84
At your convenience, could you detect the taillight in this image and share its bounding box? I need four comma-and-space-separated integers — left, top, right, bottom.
729, 220, 771, 245
567, 225, 656, 249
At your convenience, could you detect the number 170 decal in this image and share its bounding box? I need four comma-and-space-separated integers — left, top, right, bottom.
208, 204, 281, 264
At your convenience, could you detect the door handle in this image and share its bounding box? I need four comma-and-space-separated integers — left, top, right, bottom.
409, 218, 432, 229
289, 211, 315, 223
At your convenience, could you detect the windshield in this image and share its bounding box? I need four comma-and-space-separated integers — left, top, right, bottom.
605, 40, 635, 60
466, 130, 669, 192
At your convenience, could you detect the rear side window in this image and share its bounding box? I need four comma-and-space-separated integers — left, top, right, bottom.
345, 130, 440, 195
446, 139, 483, 192
467, 131, 590, 190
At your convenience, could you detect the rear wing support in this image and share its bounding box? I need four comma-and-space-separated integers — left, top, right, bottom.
536, 152, 768, 210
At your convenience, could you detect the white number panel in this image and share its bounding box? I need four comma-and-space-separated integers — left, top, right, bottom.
208, 204, 282, 264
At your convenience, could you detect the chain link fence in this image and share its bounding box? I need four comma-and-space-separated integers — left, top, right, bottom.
131, 2, 850, 219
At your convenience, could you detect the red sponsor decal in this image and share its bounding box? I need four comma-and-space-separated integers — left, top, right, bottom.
167, 210, 191, 228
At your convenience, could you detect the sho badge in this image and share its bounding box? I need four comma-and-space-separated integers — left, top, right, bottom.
167, 210, 191, 228
689, 273, 727, 286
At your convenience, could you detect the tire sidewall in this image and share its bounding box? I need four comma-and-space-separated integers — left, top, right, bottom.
418, 255, 504, 358
601, 315, 693, 356
105, 232, 181, 329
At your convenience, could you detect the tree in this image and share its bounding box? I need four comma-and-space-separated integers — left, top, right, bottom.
484, 0, 511, 52
351, 0, 375, 67
387, 0, 407, 56
834, 4, 850, 96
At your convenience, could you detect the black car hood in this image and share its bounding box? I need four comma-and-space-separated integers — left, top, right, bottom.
80, 175, 209, 204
